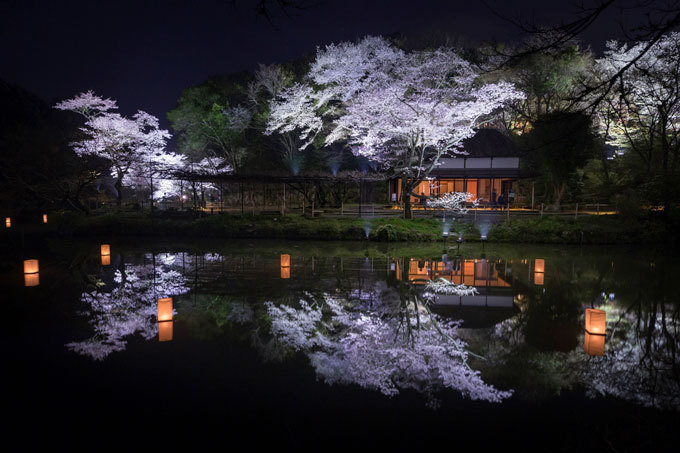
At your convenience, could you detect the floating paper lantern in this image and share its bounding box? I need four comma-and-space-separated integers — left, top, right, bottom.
281, 266, 290, 279
42, 214, 48, 224
534, 272, 544, 285
534, 259, 545, 273
280, 254, 291, 268
101, 255, 110, 266
158, 320, 173, 342
157, 298, 173, 322
585, 308, 606, 335
5, 217, 10, 228
584, 331, 605, 356
24, 273, 39, 287
100, 244, 111, 256
24, 259, 39, 274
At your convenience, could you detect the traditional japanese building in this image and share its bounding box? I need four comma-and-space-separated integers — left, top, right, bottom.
388, 128, 529, 206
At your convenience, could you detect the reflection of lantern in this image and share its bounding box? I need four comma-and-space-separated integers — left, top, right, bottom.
584, 331, 605, 356
42, 214, 48, 224
280, 254, 291, 268
158, 320, 173, 342
534, 259, 545, 273
534, 272, 544, 285
24, 259, 39, 274
157, 298, 173, 322
281, 266, 290, 279
100, 244, 111, 256
101, 255, 111, 266
24, 273, 40, 287
585, 308, 606, 335
5, 217, 10, 228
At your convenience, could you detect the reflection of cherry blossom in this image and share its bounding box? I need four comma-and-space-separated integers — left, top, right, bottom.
67, 255, 189, 360
265, 294, 512, 405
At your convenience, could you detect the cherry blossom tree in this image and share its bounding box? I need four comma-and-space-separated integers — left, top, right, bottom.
426, 191, 479, 215
55, 91, 171, 206
266, 36, 524, 217
596, 32, 680, 215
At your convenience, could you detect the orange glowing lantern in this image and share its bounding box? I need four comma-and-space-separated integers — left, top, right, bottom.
585, 308, 606, 335
281, 266, 290, 279
24, 273, 40, 287
24, 259, 39, 274
534, 259, 545, 273
42, 214, 48, 224
158, 320, 173, 342
534, 272, 544, 285
5, 217, 10, 228
157, 297, 173, 322
280, 254, 291, 268
584, 331, 605, 356
100, 244, 111, 256
101, 255, 111, 266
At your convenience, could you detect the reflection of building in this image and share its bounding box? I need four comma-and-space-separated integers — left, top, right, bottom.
388, 129, 530, 206
413, 257, 522, 328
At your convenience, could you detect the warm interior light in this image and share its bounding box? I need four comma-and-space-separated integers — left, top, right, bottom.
280, 254, 291, 268
281, 266, 290, 279
42, 214, 48, 224
100, 244, 110, 256
5, 217, 10, 228
534, 272, 544, 285
24, 273, 39, 287
157, 298, 173, 322
101, 255, 110, 266
584, 331, 605, 356
534, 259, 545, 273
24, 259, 39, 274
158, 321, 173, 342
585, 308, 606, 335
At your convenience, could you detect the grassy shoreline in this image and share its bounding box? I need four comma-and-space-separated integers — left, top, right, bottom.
7, 211, 669, 245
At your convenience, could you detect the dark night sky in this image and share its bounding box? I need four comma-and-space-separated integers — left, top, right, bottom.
0, 0, 626, 133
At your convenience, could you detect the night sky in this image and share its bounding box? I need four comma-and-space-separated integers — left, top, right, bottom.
1, 0, 626, 132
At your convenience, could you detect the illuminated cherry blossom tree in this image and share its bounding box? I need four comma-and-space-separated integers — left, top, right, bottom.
267, 36, 524, 217
55, 91, 171, 206
427, 191, 479, 215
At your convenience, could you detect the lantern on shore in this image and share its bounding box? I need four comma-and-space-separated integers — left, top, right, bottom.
5, 217, 10, 228
534, 272, 544, 285
23, 259, 39, 287
158, 320, 173, 342
101, 255, 111, 266
24, 259, 39, 274
584, 331, 605, 356
280, 254, 291, 279
157, 297, 173, 322
42, 214, 48, 224
100, 244, 111, 256
24, 273, 40, 287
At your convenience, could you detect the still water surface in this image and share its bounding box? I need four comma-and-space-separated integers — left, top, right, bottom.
2, 238, 678, 448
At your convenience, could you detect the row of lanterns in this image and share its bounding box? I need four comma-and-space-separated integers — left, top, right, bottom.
5, 215, 49, 228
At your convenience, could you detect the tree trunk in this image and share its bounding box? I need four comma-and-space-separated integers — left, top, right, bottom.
402, 176, 413, 219
115, 176, 123, 208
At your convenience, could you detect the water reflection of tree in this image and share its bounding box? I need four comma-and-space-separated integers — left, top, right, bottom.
67, 253, 189, 360
263, 276, 512, 406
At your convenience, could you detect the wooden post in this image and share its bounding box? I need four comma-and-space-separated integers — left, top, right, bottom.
575, 203, 579, 219
282, 183, 286, 215
341, 202, 344, 217
596, 202, 599, 215
372, 203, 375, 217
531, 182, 535, 210
540, 203, 544, 218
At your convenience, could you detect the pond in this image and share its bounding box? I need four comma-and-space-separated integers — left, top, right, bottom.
2, 238, 679, 449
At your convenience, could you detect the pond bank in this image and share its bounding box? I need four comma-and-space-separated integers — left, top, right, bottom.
3, 211, 676, 245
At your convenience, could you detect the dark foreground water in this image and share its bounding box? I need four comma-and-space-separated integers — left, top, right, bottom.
1, 237, 678, 450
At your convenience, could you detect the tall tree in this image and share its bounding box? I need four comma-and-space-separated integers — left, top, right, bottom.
266, 36, 523, 218
55, 92, 171, 207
